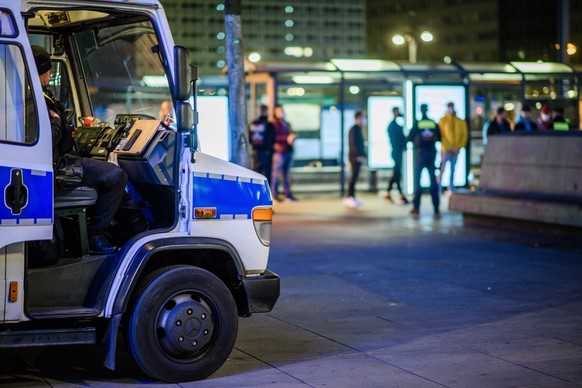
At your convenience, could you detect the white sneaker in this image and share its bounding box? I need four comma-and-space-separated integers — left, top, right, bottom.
343, 196, 359, 208
354, 197, 363, 206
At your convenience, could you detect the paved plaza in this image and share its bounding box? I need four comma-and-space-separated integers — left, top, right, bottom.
1, 194, 581, 387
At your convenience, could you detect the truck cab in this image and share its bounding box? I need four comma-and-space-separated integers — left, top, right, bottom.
0, 0, 279, 382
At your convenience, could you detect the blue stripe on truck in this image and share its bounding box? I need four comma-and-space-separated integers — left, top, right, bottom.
193, 173, 271, 220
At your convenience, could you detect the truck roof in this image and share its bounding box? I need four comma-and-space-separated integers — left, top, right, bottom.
25, 0, 162, 29
24, 0, 162, 8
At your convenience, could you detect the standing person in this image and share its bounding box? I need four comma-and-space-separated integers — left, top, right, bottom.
408, 104, 441, 219
33, 45, 127, 254
487, 107, 511, 136
248, 104, 275, 180
551, 107, 569, 131
514, 105, 538, 132
344, 111, 367, 208
386, 107, 409, 204
438, 102, 468, 193
481, 113, 495, 145
537, 104, 552, 130
271, 104, 297, 202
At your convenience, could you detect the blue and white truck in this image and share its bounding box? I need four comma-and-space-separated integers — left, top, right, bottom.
0, 0, 278, 382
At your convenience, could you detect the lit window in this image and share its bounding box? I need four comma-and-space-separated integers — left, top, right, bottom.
216, 4, 224, 11
216, 60, 226, 68
285, 19, 294, 27
284, 46, 303, 57
216, 32, 225, 40
285, 6, 294, 13
285, 33, 294, 41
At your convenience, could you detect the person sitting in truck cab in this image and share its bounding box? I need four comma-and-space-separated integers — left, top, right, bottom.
33, 45, 128, 255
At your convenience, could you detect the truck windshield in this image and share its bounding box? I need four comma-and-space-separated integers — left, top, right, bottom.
75, 20, 172, 122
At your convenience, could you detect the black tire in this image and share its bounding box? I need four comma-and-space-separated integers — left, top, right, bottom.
124, 266, 238, 382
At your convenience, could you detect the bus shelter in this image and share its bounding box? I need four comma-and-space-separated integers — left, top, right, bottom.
217, 59, 581, 194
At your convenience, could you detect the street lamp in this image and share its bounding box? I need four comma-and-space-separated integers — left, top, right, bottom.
392, 31, 433, 64
420, 31, 433, 42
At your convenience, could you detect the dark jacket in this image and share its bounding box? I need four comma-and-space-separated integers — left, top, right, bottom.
514, 116, 538, 132
387, 119, 406, 157
44, 90, 75, 163
487, 118, 511, 136
348, 124, 366, 162
249, 115, 275, 152
408, 117, 440, 157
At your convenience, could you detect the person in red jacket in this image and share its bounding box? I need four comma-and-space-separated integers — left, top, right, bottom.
270, 105, 297, 202
537, 104, 552, 130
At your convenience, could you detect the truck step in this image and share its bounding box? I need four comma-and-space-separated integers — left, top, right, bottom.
0, 327, 96, 348
26, 307, 101, 319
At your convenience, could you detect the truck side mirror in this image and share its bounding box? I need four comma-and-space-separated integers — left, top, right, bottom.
174, 46, 191, 101
176, 101, 194, 133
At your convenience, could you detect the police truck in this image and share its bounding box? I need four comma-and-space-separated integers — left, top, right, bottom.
0, 0, 279, 382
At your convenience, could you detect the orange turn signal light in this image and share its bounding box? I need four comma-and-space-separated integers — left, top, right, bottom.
252, 207, 273, 221
9, 281, 18, 303
194, 208, 217, 219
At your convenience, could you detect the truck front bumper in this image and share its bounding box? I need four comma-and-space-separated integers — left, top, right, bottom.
241, 270, 280, 314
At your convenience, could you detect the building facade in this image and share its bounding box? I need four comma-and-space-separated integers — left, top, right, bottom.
160, 0, 366, 76
160, 1, 581, 122
499, 0, 582, 64
367, 0, 499, 63
367, 0, 581, 64
161, 0, 581, 75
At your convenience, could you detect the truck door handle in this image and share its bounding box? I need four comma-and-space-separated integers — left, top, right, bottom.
5, 169, 28, 215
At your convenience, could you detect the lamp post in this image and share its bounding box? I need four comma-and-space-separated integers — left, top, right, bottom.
392, 31, 433, 64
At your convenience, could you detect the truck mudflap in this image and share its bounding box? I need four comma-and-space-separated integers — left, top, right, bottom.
242, 270, 280, 314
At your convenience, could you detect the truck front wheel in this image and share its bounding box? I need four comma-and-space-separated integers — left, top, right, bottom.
125, 266, 238, 382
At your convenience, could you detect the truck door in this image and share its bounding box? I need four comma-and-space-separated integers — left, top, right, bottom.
0, 4, 54, 248
1, 2, 54, 321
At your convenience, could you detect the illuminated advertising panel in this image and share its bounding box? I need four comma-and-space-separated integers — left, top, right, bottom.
367, 96, 404, 168
415, 85, 466, 121
283, 103, 321, 132
414, 85, 467, 188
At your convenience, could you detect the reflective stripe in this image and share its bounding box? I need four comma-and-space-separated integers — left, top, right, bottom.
553, 121, 569, 131
43, 91, 56, 104
418, 119, 436, 129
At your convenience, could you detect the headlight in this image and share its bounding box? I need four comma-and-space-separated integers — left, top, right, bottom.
252, 207, 272, 246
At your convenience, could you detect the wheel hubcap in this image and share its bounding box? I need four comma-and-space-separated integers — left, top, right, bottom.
157, 293, 214, 358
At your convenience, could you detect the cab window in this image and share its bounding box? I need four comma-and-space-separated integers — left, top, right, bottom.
75, 20, 173, 122
0, 9, 18, 38
0, 43, 38, 144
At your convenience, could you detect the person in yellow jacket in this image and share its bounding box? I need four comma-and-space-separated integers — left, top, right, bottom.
438, 102, 468, 193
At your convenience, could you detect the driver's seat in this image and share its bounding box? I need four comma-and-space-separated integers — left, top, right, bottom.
54, 187, 97, 257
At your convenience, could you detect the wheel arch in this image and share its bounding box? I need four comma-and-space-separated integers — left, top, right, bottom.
110, 237, 247, 317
